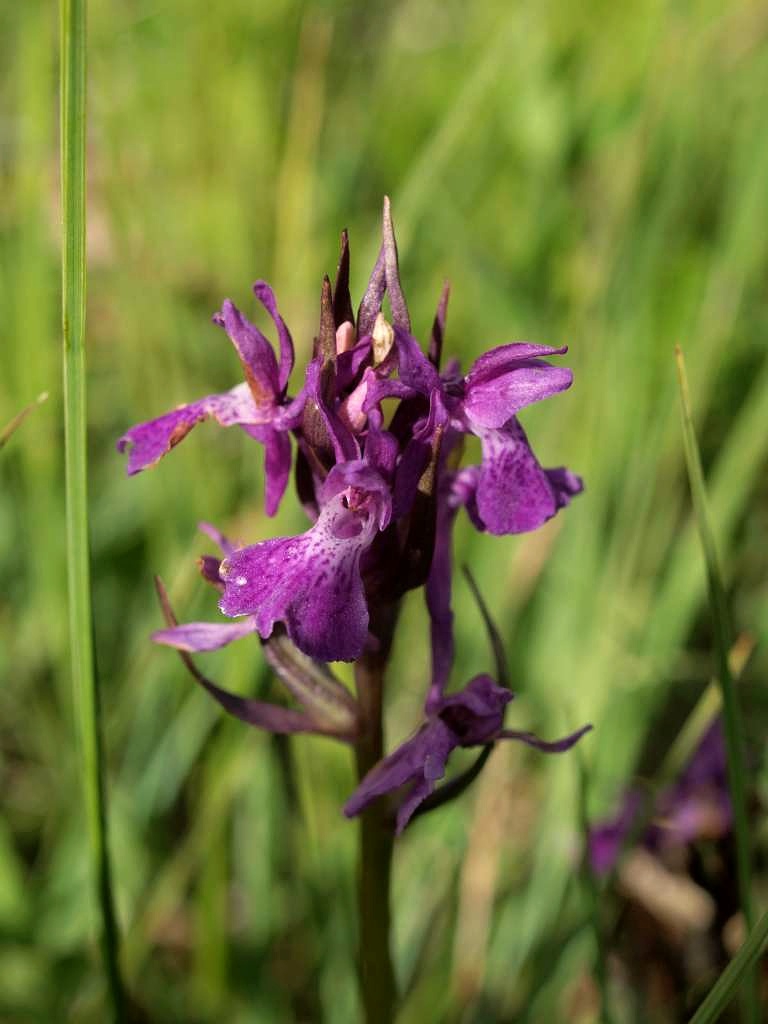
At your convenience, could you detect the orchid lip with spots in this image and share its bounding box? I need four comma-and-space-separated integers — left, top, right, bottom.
120, 197, 589, 832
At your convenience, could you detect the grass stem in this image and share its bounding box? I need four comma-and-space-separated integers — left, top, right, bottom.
675, 346, 756, 1022
689, 908, 768, 1024
61, 0, 125, 1017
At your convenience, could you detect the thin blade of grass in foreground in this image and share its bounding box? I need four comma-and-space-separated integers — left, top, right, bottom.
675, 346, 756, 1021
0, 392, 48, 451
61, 0, 125, 1017
689, 908, 768, 1024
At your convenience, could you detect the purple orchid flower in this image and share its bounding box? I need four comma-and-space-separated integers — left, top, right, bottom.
345, 674, 591, 833
122, 200, 589, 844
117, 282, 303, 515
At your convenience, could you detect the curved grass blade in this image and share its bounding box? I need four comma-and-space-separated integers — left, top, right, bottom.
689, 908, 768, 1024
61, 0, 125, 1016
0, 392, 48, 451
675, 346, 755, 1021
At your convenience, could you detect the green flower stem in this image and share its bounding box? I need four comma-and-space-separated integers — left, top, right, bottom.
676, 347, 756, 1022
353, 605, 399, 1024
61, 0, 125, 1018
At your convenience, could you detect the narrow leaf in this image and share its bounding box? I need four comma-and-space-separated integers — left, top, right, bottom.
688, 908, 768, 1024
0, 392, 48, 450
676, 345, 756, 1020
60, 0, 125, 1015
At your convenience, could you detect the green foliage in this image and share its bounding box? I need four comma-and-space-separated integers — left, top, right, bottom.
2, 0, 767, 1019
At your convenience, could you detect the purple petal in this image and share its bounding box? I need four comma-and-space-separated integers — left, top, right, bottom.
394, 724, 455, 833
253, 281, 295, 393
467, 343, 569, 382
238, 422, 294, 517
200, 685, 319, 735
337, 337, 372, 392
545, 466, 585, 510
317, 461, 392, 530
218, 473, 387, 660
362, 374, 420, 413
213, 300, 280, 403
364, 425, 399, 482
464, 344, 572, 430
198, 521, 237, 556
391, 391, 450, 520
153, 617, 259, 652
437, 674, 513, 744
118, 384, 261, 474
263, 428, 292, 517
425, 497, 458, 710
343, 718, 456, 832
198, 555, 224, 588
497, 722, 593, 752
393, 326, 441, 394
474, 420, 578, 535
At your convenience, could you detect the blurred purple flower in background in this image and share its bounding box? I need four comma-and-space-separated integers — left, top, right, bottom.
589, 720, 731, 875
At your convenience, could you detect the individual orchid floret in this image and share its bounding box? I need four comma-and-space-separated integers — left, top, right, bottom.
118, 283, 303, 515
380, 318, 583, 536
345, 674, 591, 833
155, 461, 392, 663
217, 461, 392, 662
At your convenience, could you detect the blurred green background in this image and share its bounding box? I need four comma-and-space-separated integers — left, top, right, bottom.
2, 0, 768, 1020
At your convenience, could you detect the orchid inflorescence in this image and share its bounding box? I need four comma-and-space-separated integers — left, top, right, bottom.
119, 199, 590, 833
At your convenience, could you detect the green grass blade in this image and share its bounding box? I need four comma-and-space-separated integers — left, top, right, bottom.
689, 908, 768, 1024
675, 346, 756, 1020
0, 392, 48, 451
60, 0, 125, 1017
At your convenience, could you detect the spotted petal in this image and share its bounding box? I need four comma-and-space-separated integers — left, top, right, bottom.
473, 419, 583, 535
219, 463, 390, 661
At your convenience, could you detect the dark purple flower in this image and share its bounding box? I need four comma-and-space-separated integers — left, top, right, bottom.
345, 674, 591, 833
118, 283, 303, 515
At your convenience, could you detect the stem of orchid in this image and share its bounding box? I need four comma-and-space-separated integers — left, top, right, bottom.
353, 608, 399, 1024
61, 0, 125, 1018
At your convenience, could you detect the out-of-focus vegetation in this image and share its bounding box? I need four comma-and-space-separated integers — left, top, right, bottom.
2, 1, 768, 1020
